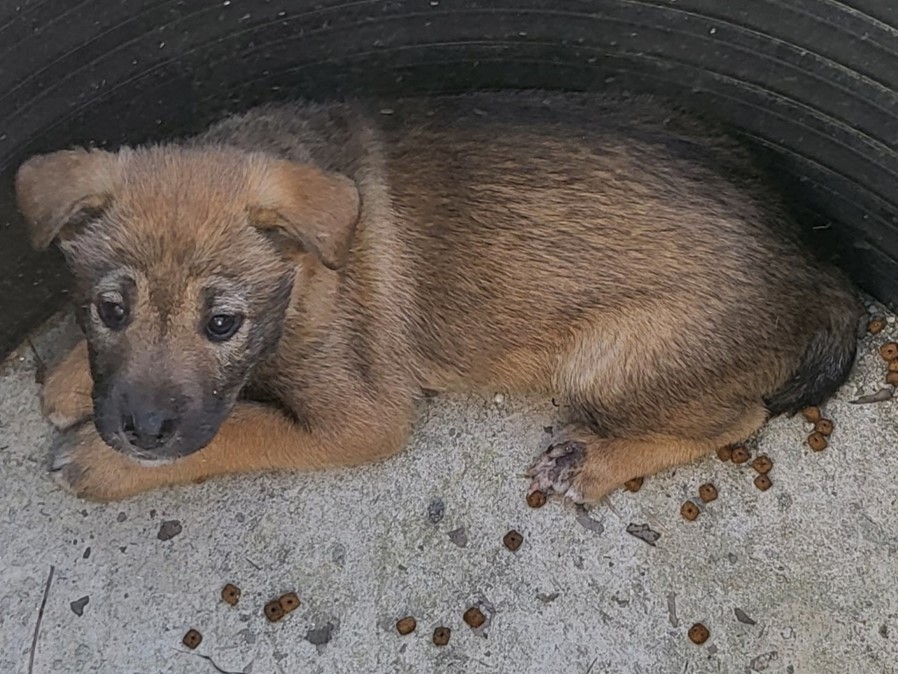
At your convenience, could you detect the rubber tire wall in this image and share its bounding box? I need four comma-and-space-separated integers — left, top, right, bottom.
2, 0, 897, 355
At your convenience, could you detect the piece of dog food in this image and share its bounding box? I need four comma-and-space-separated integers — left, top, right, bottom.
807, 432, 828, 451
888, 372, 898, 386
680, 501, 700, 521
814, 418, 834, 436
869, 318, 886, 334
624, 477, 644, 492
503, 530, 524, 551
264, 600, 285, 623
754, 474, 772, 491
751, 456, 773, 474
182, 629, 202, 649
730, 446, 750, 464
396, 617, 417, 635
526, 490, 547, 508
801, 406, 821, 423
716, 446, 732, 462
432, 626, 451, 646
463, 607, 486, 629
880, 342, 898, 361
688, 623, 710, 645
889, 360, 898, 373
279, 592, 300, 614
221, 584, 241, 606
698, 483, 718, 503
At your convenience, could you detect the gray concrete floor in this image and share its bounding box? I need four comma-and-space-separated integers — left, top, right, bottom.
2, 307, 897, 674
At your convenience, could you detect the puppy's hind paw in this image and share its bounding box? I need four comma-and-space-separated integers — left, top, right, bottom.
526, 439, 586, 504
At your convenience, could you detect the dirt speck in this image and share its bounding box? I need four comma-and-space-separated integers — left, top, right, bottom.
116, 512, 127, 523
427, 499, 445, 524
448, 527, 468, 547
575, 506, 604, 534
734, 607, 756, 625
70, 596, 89, 616
305, 622, 336, 647
157, 520, 182, 541
626, 523, 660, 546
82, 547, 91, 560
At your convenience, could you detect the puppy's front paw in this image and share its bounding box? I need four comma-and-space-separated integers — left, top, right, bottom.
526, 439, 587, 504
49, 423, 136, 501
41, 363, 93, 430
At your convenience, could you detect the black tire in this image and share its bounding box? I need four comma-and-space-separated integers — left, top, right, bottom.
2, 0, 897, 354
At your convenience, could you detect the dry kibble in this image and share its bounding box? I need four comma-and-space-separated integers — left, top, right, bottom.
432, 626, 451, 646
526, 490, 547, 508
716, 445, 732, 462
880, 342, 898, 361
503, 530, 524, 551
221, 583, 240, 606
887, 372, 898, 386
801, 406, 822, 423
624, 477, 644, 493
807, 432, 828, 451
751, 456, 773, 475
463, 607, 486, 629
698, 483, 718, 503
754, 474, 773, 491
730, 446, 750, 464
264, 600, 285, 623
815, 418, 834, 436
889, 360, 898, 373
396, 617, 417, 635
680, 500, 700, 521
868, 318, 886, 334
278, 592, 300, 614
182, 629, 202, 649
688, 623, 710, 645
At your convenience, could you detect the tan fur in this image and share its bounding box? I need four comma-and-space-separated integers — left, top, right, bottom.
17, 92, 863, 502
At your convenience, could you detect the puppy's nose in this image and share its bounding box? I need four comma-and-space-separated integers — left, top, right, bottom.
122, 409, 177, 451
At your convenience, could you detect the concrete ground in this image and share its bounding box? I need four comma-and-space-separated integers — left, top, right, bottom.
2, 307, 897, 674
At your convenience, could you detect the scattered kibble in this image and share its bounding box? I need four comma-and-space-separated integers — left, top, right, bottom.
221, 584, 240, 606
888, 372, 898, 386
503, 530, 524, 551
624, 477, 644, 492
396, 617, 417, 635
688, 623, 710, 645
182, 629, 202, 649
815, 418, 834, 436
869, 318, 886, 334
463, 607, 486, 629
751, 456, 773, 474
432, 626, 451, 646
801, 406, 821, 423
264, 600, 285, 623
807, 432, 828, 451
680, 501, 700, 521
754, 474, 772, 491
731, 446, 750, 464
880, 342, 898, 361
716, 446, 732, 462
698, 483, 718, 503
526, 490, 547, 508
889, 360, 898, 373
279, 592, 300, 614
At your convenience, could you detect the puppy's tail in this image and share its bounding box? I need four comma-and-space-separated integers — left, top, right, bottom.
763, 291, 862, 417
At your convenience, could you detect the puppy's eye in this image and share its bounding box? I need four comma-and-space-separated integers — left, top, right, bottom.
97, 300, 128, 331
205, 314, 243, 342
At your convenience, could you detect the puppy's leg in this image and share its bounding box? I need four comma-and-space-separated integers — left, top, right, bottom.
527, 404, 767, 503
50, 401, 412, 501
41, 340, 93, 430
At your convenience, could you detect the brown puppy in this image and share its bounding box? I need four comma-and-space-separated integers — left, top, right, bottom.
15, 92, 862, 502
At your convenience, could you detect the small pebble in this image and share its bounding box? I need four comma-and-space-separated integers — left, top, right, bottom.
221, 584, 241, 606
396, 617, 416, 635
868, 318, 886, 334
814, 418, 834, 436
264, 600, 285, 622
698, 483, 718, 503
526, 490, 547, 508
503, 530, 524, 551
432, 626, 451, 646
279, 592, 300, 614
754, 474, 772, 491
624, 477, 644, 492
156, 520, 182, 541
751, 456, 773, 474
680, 501, 700, 521
493, 393, 505, 405
731, 446, 750, 464
182, 629, 202, 649
800, 406, 821, 423
688, 623, 710, 645
427, 498, 445, 524
463, 607, 486, 629
880, 342, 898, 361
807, 432, 828, 451
715, 446, 732, 462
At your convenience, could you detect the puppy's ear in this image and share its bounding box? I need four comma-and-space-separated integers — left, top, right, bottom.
15, 148, 119, 250
249, 160, 360, 271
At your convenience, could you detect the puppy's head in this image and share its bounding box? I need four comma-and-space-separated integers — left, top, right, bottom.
15, 145, 359, 461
